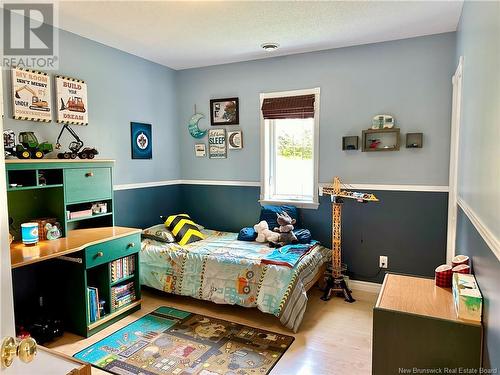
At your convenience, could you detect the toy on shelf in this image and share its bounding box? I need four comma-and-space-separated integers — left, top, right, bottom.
321, 177, 379, 302
3, 129, 53, 159
45, 222, 62, 240
369, 139, 381, 149
55, 123, 98, 159
371, 114, 395, 129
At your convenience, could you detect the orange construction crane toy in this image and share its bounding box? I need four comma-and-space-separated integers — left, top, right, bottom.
321, 177, 379, 302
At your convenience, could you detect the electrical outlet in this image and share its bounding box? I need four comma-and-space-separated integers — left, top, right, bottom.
379, 256, 388, 269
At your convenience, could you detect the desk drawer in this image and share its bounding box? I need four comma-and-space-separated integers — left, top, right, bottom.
64, 168, 112, 204
85, 234, 140, 269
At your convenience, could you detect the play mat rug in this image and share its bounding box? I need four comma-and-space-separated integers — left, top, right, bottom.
74, 306, 294, 375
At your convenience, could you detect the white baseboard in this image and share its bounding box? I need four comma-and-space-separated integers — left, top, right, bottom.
348, 279, 381, 294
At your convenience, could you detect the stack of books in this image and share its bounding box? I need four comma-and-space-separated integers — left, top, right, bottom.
111, 281, 136, 309
110, 255, 136, 282
87, 287, 101, 323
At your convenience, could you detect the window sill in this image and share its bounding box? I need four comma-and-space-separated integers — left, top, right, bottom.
259, 199, 319, 210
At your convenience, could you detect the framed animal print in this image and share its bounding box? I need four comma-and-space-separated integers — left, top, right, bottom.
210, 97, 239, 125
131, 122, 152, 159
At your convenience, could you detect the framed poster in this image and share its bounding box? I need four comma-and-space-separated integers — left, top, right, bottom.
11, 67, 52, 122
227, 130, 243, 149
131, 122, 152, 159
194, 143, 206, 157
210, 97, 239, 125
55, 75, 88, 125
208, 128, 227, 159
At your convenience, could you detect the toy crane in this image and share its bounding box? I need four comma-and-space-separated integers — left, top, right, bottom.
55, 124, 98, 159
321, 177, 379, 302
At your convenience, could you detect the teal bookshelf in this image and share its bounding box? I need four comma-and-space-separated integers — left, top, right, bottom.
6, 159, 141, 337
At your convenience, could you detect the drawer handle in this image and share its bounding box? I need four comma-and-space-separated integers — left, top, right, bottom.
127, 243, 135, 249
95, 251, 104, 258
85, 172, 94, 177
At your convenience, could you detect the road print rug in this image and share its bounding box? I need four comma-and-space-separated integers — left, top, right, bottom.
74, 306, 294, 375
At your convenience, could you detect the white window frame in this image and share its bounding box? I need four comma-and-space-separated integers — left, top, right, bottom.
259, 87, 320, 209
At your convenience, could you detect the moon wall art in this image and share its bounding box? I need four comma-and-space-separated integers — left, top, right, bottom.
188, 113, 208, 138
228, 130, 243, 149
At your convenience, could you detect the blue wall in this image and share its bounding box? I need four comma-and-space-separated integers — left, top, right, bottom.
177, 33, 456, 185
123, 184, 448, 284
456, 208, 499, 369
170, 33, 455, 284
1, 15, 180, 185
115, 185, 183, 229
455, 1, 500, 240
1, 13, 454, 288
455, 0, 500, 368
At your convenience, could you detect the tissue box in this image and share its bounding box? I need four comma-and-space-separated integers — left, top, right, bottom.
452, 273, 482, 322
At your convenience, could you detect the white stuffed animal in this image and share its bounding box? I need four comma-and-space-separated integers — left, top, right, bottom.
253, 220, 280, 243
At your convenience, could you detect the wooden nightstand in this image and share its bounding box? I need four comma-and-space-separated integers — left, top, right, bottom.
372, 273, 482, 374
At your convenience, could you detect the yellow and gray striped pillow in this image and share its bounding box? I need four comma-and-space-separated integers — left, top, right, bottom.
164, 214, 204, 246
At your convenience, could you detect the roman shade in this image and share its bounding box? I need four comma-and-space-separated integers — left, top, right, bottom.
261, 94, 315, 119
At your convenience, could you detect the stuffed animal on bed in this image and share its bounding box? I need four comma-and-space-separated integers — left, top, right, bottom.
253, 220, 280, 243
269, 212, 298, 248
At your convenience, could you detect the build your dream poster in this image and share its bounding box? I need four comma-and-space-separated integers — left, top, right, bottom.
55, 75, 88, 125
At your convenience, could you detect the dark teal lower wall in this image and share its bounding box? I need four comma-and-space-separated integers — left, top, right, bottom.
456, 207, 499, 369
114, 185, 182, 229
115, 184, 448, 284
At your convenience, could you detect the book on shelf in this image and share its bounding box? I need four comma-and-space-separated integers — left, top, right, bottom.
111, 281, 136, 309
87, 286, 101, 323
110, 255, 136, 282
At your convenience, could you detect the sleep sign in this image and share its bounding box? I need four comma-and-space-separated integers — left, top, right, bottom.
208, 128, 227, 159
209, 136, 225, 145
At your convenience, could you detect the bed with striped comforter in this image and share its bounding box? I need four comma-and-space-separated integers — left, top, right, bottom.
140, 229, 330, 332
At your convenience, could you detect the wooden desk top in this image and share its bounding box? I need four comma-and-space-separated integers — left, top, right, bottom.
10, 226, 141, 269
376, 273, 480, 326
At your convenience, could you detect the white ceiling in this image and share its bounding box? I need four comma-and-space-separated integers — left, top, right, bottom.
54, 1, 463, 70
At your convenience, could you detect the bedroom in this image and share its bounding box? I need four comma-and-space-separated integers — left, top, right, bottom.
0, 1, 498, 374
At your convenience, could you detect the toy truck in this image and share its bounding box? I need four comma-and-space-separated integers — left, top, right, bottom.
3, 130, 53, 159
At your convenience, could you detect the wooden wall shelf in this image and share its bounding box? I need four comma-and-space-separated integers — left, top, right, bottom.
342, 136, 359, 150
362, 128, 400, 152
406, 133, 423, 148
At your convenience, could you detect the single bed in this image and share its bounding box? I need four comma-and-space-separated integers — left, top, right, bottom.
140, 229, 330, 332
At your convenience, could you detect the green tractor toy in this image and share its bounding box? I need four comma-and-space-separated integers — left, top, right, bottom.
4, 131, 53, 159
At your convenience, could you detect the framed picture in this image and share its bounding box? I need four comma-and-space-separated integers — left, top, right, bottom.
208, 128, 227, 159
11, 67, 52, 122
210, 97, 239, 125
131, 122, 152, 159
55, 75, 88, 125
227, 130, 243, 149
195, 143, 206, 157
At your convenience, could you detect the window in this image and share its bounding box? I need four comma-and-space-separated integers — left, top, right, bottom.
260, 88, 320, 209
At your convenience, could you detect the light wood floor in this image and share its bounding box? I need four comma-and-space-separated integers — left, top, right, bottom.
47, 287, 377, 375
